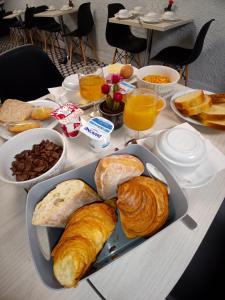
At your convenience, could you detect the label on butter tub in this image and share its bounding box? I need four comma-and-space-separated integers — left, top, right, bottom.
80, 117, 114, 152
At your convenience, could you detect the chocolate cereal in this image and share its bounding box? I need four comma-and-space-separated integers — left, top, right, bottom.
11, 140, 63, 181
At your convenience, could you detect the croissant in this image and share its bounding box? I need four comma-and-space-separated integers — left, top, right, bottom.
117, 176, 168, 239
52, 203, 117, 288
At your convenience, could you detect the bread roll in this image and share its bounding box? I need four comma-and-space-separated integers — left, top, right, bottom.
32, 179, 101, 227
117, 176, 168, 239
52, 203, 117, 288
94, 154, 144, 200
0, 99, 33, 123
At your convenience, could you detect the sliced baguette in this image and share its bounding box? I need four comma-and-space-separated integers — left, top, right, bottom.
179, 95, 212, 116
209, 93, 225, 104
198, 103, 225, 121
201, 119, 225, 130
174, 90, 205, 110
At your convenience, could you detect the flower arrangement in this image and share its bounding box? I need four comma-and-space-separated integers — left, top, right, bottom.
101, 74, 124, 113
165, 0, 174, 11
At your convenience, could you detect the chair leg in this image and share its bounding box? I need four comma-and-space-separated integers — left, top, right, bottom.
79, 37, 87, 65
136, 53, 141, 68
69, 41, 73, 65
185, 65, 189, 86
112, 48, 117, 64
43, 32, 48, 52
88, 35, 98, 61
29, 30, 34, 45
125, 51, 128, 64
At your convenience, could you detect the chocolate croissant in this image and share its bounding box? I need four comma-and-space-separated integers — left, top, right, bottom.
52, 203, 117, 288
117, 176, 168, 239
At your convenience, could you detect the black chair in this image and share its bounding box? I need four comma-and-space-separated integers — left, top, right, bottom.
151, 19, 215, 85
34, 5, 62, 53
64, 2, 96, 65
0, 45, 63, 102
106, 3, 147, 67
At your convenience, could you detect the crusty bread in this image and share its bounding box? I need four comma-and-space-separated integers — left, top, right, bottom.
174, 90, 204, 110
198, 103, 225, 121
201, 119, 225, 130
52, 203, 117, 287
178, 95, 212, 116
32, 179, 101, 227
0, 99, 33, 123
209, 93, 225, 104
94, 154, 144, 200
117, 176, 168, 239
8, 120, 41, 133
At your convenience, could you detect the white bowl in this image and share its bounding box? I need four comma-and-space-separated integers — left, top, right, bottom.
0, 128, 66, 189
62, 74, 79, 91
154, 128, 207, 177
137, 65, 180, 95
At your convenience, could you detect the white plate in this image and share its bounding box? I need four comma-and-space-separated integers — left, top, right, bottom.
140, 17, 161, 24
0, 100, 59, 140
115, 12, 133, 19
103, 65, 138, 85
170, 89, 213, 127
161, 17, 180, 22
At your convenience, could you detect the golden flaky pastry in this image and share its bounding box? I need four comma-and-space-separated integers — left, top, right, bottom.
52, 203, 117, 288
95, 154, 144, 200
117, 176, 169, 239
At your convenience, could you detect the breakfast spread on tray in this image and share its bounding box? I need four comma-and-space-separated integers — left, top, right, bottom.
174, 90, 225, 130
0, 99, 54, 133
11, 140, 63, 181
31, 154, 169, 288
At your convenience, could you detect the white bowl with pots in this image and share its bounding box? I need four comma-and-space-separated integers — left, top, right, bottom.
153, 127, 207, 177
137, 65, 180, 95
0, 128, 66, 189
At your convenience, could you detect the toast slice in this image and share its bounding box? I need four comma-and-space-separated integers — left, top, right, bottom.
179, 95, 212, 116
198, 103, 225, 121
209, 93, 225, 104
201, 119, 225, 130
0, 99, 33, 123
174, 90, 205, 110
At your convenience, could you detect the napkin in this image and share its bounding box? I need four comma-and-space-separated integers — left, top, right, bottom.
48, 87, 87, 106
141, 122, 225, 188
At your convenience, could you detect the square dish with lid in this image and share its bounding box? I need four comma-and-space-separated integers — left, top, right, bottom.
26, 144, 188, 289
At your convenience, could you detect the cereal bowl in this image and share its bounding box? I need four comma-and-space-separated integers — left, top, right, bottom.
137, 65, 180, 95
0, 128, 66, 189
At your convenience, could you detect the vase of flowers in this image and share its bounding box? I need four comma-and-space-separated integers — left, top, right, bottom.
99, 74, 124, 130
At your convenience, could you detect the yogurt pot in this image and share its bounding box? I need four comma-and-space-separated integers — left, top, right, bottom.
80, 117, 114, 152
153, 128, 207, 177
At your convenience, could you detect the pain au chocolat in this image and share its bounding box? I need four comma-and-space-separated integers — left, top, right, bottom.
117, 176, 169, 239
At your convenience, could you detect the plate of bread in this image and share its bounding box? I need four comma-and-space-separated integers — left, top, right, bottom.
171, 89, 225, 130
26, 144, 188, 289
0, 99, 59, 139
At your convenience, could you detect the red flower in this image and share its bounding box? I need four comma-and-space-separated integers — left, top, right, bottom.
169, 0, 174, 4
111, 74, 120, 84
114, 91, 123, 102
101, 83, 110, 94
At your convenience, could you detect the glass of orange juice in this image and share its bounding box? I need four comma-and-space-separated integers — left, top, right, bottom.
78, 65, 105, 116
124, 88, 165, 139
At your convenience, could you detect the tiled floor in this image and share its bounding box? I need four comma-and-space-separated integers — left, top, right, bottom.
0, 35, 106, 78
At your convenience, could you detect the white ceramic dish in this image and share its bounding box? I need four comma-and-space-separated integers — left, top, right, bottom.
0, 128, 66, 189
137, 65, 180, 95
140, 17, 161, 24
170, 89, 213, 126
161, 17, 180, 21
0, 100, 59, 140
62, 74, 79, 91
115, 12, 133, 19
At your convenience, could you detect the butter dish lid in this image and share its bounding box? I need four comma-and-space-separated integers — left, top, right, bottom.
155, 128, 207, 165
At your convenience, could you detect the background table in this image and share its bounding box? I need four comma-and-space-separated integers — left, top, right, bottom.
0, 84, 225, 299
109, 17, 193, 64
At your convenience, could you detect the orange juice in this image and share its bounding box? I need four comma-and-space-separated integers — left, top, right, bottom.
79, 74, 105, 102
124, 94, 158, 131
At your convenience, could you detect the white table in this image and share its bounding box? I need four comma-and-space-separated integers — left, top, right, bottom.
109, 17, 193, 64
1, 84, 225, 299
34, 8, 77, 63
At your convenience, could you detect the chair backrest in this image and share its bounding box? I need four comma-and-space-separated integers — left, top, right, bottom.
0, 45, 64, 102
77, 2, 94, 36
106, 3, 131, 47
186, 19, 215, 64
24, 6, 36, 29
34, 5, 58, 29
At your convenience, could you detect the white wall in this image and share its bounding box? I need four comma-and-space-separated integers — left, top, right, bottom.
4, 0, 225, 92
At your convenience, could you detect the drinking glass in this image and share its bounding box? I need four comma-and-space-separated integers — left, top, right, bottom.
123, 88, 165, 141
78, 65, 105, 117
